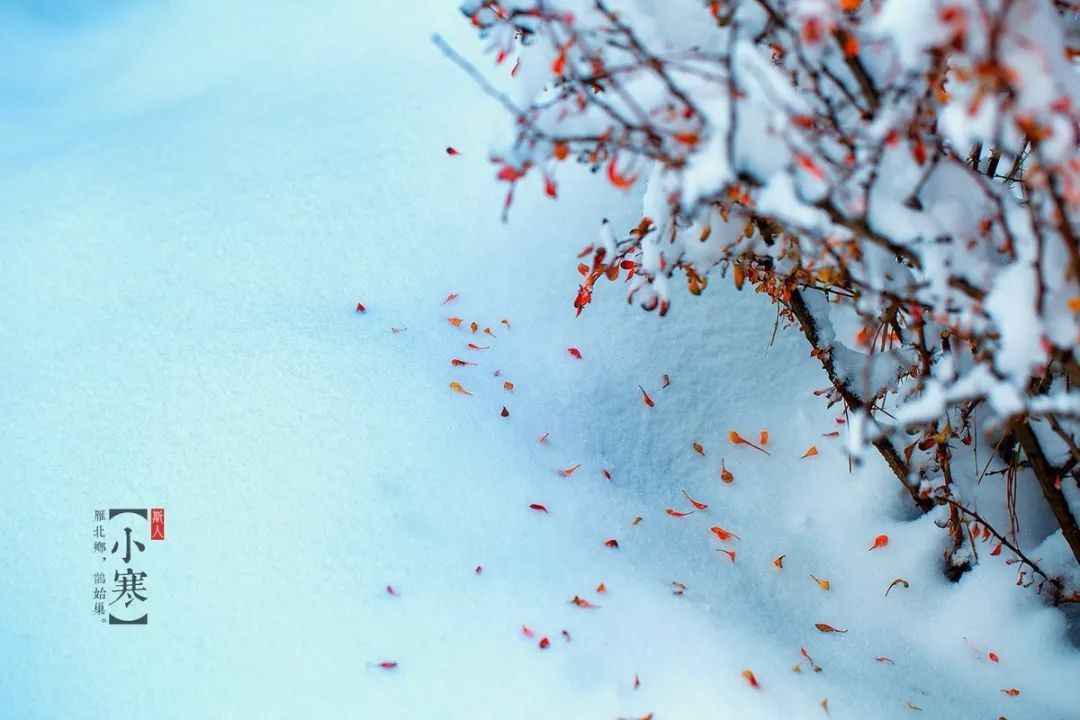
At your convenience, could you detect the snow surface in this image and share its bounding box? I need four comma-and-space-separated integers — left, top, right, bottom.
1, 1, 1078, 718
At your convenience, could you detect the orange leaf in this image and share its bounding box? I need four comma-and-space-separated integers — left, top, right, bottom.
558, 464, 582, 477
448, 317, 463, 327
795, 152, 826, 181
693, 442, 705, 456
682, 490, 708, 510
553, 141, 570, 161
720, 460, 734, 483
869, 534, 889, 551
759, 431, 769, 446
666, 508, 695, 518
801, 445, 818, 459
551, 53, 566, 75
913, 137, 927, 165
449, 381, 472, 396
639, 385, 655, 408
710, 525, 741, 541
607, 157, 638, 190
717, 548, 736, 563
1001, 688, 1020, 697
742, 669, 760, 689
729, 431, 769, 454
815, 623, 847, 633
811, 575, 831, 591
774, 554, 786, 569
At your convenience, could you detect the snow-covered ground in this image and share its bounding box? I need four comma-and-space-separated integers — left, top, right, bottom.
1, 1, 1078, 718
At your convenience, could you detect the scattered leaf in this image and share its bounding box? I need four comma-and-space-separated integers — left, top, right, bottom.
558, 464, 582, 477
710, 525, 741, 541
815, 623, 847, 633
449, 382, 472, 396
529, 503, 548, 513
682, 490, 708, 510
604, 539, 619, 549
568, 347, 583, 359
774, 555, 786, 569
801, 445, 819, 459
885, 578, 909, 596
869, 534, 889, 551
811, 575, 831, 591
639, 385, 655, 407
721, 460, 734, 483
693, 442, 705, 456
729, 431, 770, 454
667, 508, 695, 518
742, 669, 760, 689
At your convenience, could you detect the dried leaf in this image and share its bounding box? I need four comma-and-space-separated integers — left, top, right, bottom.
815, 623, 847, 633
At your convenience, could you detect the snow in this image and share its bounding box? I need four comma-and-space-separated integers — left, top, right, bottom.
1, 1, 1079, 718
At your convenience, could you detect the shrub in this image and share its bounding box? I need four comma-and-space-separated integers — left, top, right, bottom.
448, 0, 1080, 599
